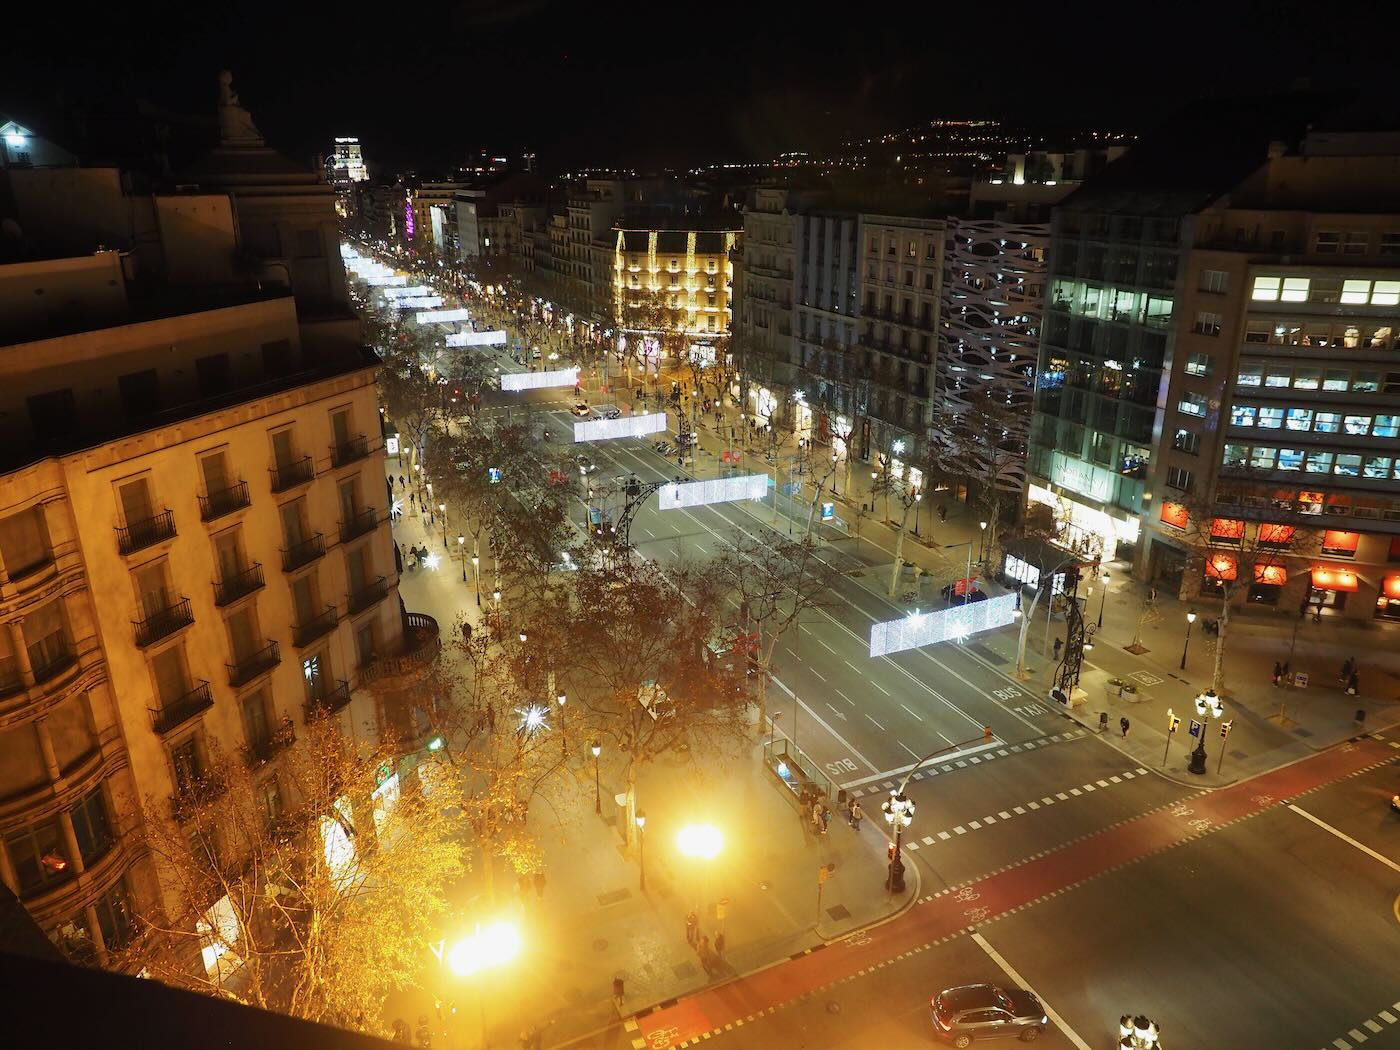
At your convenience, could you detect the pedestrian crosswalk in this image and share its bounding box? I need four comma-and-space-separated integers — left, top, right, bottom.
847, 728, 1091, 799
1319, 1001, 1400, 1049
887, 767, 1150, 852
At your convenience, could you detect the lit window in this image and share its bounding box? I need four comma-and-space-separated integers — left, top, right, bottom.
1277, 448, 1305, 471
1250, 446, 1277, 470
1285, 408, 1313, 431
1336, 454, 1362, 476
1341, 279, 1371, 304
1323, 371, 1350, 391
1292, 369, 1320, 390
1353, 372, 1380, 392
1374, 415, 1400, 438
1178, 392, 1207, 417
1281, 277, 1310, 302
1236, 365, 1263, 387
1257, 407, 1284, 429
1304, 451, 1334, 474
1185, 352, 1213, 377
1371, 281, 1400, 306
1265, 367, 1291, 388
1231, 405, 1257, 427
1313, 412, 1341, 434
1251, 276, 1281, 301
1345, 415, 1373, 435
1364, 456, 1392, 478
1192, 311, 1222, 336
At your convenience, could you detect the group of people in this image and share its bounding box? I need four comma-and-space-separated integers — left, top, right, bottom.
1272, 656, 1361, 694
684, 910, 725, 977
401, 543, 430, 570
799, 788, 832, 834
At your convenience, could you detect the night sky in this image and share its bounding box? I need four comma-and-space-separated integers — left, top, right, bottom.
3, 1, 1390, 175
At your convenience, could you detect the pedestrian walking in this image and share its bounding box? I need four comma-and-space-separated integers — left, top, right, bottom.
714, 931, 726, 958
1120, 716, 1130, 738
810, 799, 823, 833
533, 870, 546, 898
1347, 671, 1360, 695
1053, 637, 1064, 659
938, 505, 948, 523
849, 800, 863, 831
399, 474, 406, 489
1273, 661, 1284, 687
685, 910, 698, 947
820, 803, 831, 835
697, 935, 716, 976
1341, 657, 1355, 683
611, 976, 626, 1015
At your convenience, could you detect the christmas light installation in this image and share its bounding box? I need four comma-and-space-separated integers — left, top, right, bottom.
658, 474, 769, 511
501, 367, 579, 391
574, 412, 668, 443
393, 296, 443, 309
379, 285, 433, 299
415, 307, 472, 324
869, 593, 1017, 658
447, 330, 509, 347
404, 191, 415, 239
366, 274, 408, 287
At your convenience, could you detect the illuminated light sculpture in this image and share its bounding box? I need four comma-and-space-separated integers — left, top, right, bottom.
379, 285, 433, 299
393, 296, 443, 309
415, 307, 472, 324
366, 274, 408, 287
573, 412, 668, 443
447, 330, 509, 347
868, 593, 1018, 658
500, 367, 579, 391
658, 473, 769, 511
404, 192, 415, 239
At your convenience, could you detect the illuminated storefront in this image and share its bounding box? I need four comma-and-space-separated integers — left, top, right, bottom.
1027, 483, 1140, 561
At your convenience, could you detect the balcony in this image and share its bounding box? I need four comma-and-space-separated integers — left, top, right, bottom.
269, 456, 315, 493
149, 681, 215, 736
339, 507, 379, 544
242, 718, 296, 768
348, 576, 389, 615
293, 605, 339, 648
357, 612, 441, 689
133, 598, 195, 648
330, 434, 371, 468
227, 640, 282, 688
31, 641, 76, 684
116, 510, 176, 556
281, 533, 326, 573
214, 562, 265, 606
198, 481, 251, 522
304, 679, 352, 720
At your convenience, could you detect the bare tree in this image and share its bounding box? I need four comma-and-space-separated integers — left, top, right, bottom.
120, 715, 467, 1034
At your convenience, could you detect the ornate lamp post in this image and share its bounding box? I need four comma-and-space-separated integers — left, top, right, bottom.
457, 534, 467, 582
881, 791, 915, 893
438, 502, 447, 547
635, 810, 647, 890
1188, 688, 1223, 776
1180, 610, 1197, 670
1098, 570, 1111, 628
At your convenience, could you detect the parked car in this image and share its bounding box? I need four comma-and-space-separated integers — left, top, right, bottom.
571, 402, 592, 417
931, 984, 1047, 1046
600, 406, 622, 420
940, 583, 990, 605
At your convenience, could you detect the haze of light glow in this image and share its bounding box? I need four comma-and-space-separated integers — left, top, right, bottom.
445, 920, 522, 976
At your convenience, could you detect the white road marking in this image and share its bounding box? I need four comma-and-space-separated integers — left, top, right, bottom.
922, 836, 935, 845
642, 527, 655, 538
972, 933, 1094, 1050
866, 714, 886, 730
900, 704, 923, 721
1027, 801, 1040, 810
899, 742, 920, 760
871, 681, 891, 696
1288, 804, 1400, 875
811, 669, 827, 682
845, 660, 860, 672
770, 674, 880, 774
835, 690, 854, 706
818, 638, 838, 655
938, 831, 951, 841
968, 820, 982, 830
953, 826, 966, 835
998, 811, 1011, 820
1013, 806, 1026, 815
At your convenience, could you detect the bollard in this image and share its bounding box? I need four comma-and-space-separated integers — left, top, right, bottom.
1355, 709, 1366, 726
1099, 711, 1109, 732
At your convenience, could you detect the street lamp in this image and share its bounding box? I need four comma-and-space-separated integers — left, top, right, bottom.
457, 534, 467, 582
831, 453, 840, 495
1188, 688, 1223, 776
635, 810, 647, 891
978, 519, 989, 564
438, 502, 447, 547
1098, 570, 1111, 628
881, 790, 915, 893
1180, 611, 1197, 670
557, 692, 567, 756
591, 740, 602, 813
471, 554, 480, 605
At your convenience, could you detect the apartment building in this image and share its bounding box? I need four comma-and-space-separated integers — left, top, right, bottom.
1027, 96, 1400, 621
735, 189, 800, 418
613, 222, 739, 337
0, 77, 421, 972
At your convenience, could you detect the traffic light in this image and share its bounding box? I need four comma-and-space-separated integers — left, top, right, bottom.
1219, 719, 1233, 738
1167, 714, 1181, 734
983, 725, 994, 743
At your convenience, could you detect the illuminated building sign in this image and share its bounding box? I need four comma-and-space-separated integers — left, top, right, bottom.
658, 474, 769, 510
500, 367, 579, 391
415, 308, 472, 324
447, 330, 509, 347
1311, 567, 1357, 592
1205, 554, 1238, 581
1049, 452, 1112, 502
869, 594, 1018, 658
404, 192, 415, 239
574, 412, 668, 443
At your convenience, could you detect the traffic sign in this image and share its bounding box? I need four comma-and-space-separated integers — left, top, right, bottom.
1294, 672, 1309, 689
821, 502, 835, 521
1189, 719, 1202, 738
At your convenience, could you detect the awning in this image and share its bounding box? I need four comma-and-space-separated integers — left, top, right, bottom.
1311, 568, 1358, 592
1254, 563, 1288, 585
1205, 553, 1238, 581
1159, 501, 1189, 530
1209, 518, 1245, 540
1384, 575, 1400, 600
1322, 529, 1359, 553
1259, 524, 1295, 545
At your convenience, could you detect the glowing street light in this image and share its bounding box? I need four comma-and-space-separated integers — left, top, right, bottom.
590, 739, 602, 813
1180, 610, 1197, 669
445, 919, 523, 977
457, 534, 467, 582
676, 823, 723, 860
636, 810, 648, 891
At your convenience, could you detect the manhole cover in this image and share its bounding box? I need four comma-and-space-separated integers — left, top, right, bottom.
826, 1000, 842, 1015
593, 939, 609, 952
826, 904, 851, 921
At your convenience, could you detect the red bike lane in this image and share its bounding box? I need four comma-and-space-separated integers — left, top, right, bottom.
631, 738, 1394, 1049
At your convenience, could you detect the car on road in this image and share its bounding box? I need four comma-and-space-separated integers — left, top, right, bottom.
931, 984, 1047, 1046
576, 454, 596, 475
571, 402, 592, 417
940, 583, 990, 605
654, 441, 675, 456
600, 406, 622, 420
